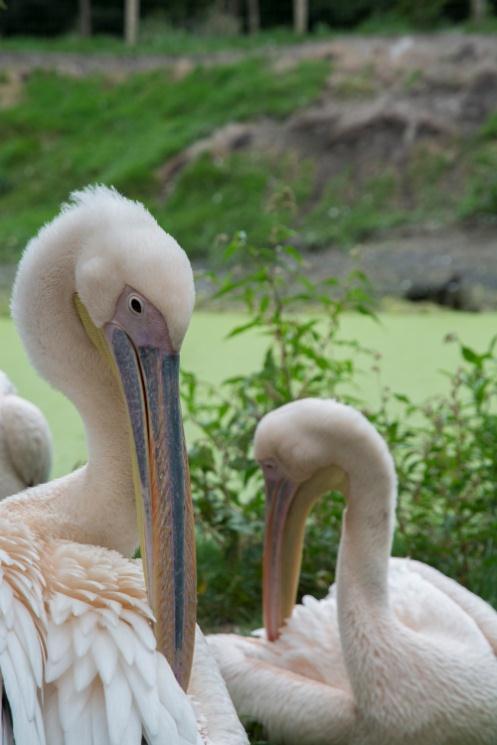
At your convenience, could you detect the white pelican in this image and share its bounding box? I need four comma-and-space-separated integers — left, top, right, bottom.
1, 186, 247, 745
208, 398, 497, 744
0, 370, 52, 497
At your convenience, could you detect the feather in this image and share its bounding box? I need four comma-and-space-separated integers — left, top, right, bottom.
92, 631, 118, 686
103, 671, 132, 745
73, 653, 97, 693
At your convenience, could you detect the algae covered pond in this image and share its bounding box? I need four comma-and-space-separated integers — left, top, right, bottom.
1, 310, 496, 477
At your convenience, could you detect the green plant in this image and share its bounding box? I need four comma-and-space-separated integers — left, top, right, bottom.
377, 336, 497, 606
182, 224, 377, 627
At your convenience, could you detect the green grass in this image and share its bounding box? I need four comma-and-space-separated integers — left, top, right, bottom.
162, 152, 314, 255
2, 309, 496, 478
300, 171, 408, 249
458, 118, 497, 220
0, 57, 329, 262
0, 27, 325, 56
4, 19, 497, 58
3, 50, 497, 261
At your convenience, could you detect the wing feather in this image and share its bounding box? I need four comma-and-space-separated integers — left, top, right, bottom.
0, 521, 46, 745
45, 542, 202, 745
73, 652, 97, 692
103, 671, 132, 745
90, 689, 110, 745
92, 630, 118, 685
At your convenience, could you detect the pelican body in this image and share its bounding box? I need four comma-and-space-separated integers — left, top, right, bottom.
0, 187, 247, 745
209, 399, 497, 744
0, 371, 52, 497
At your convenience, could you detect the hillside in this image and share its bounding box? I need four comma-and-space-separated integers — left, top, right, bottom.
2, 33, 497, 301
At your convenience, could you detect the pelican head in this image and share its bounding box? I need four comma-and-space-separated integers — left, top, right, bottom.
11, 185, 196, 689
255, 398, 394, 641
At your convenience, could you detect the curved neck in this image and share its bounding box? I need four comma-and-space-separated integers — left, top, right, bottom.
0, 381, 139, 557
336, 464, 395, 610
7, 213, 139, 556
329, 432, 398, 703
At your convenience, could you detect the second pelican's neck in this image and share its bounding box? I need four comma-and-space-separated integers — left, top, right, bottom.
331, 425, 401, 709
335, 438, 396, 612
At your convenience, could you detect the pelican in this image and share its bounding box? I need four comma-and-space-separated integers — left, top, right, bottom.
0, 370, 52, 497
2, 186, 247, 745
208, 398, 497, 744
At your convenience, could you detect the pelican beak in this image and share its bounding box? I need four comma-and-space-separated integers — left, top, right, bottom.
262, 476, 303, 642
262, 464, 346, 642
75, 287, 196, 691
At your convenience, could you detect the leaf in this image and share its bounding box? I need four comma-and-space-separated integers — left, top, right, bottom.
461, 345, 483, 367
213, 277, 249, 299
226, 317, 261, 338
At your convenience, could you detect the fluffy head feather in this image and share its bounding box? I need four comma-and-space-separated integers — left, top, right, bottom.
11, 185, 194, 410
14, 185, 194, 350
70, 186, 194, 349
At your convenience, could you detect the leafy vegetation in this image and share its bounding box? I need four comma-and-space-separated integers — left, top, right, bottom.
185, 225, 376, 626
184, 222, 497, 635
381, 337, 497, 602
459, 115, 497, 221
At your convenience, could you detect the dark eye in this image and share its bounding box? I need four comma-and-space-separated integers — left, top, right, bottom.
128, 295, 143, 315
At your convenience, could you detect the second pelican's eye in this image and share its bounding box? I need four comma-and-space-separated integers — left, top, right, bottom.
128, 295, 143, 315
261, 460, 280, 480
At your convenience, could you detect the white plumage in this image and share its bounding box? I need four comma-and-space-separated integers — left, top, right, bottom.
0, 372, 52, 498
208, 398, 497, 744
42, 543, 201, 745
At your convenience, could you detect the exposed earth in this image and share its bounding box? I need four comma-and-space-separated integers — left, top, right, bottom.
2, 33, 497, 305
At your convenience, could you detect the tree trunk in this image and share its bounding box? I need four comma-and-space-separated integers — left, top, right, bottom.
124, 0, 140, 46
247, 0, 260, 33
78, 0, 92, 37
228, 0, 241, 18
470, 0, 486, 22
293, 0, 308, 34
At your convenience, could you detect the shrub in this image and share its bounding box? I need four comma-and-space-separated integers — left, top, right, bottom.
184, 225, 497, 630
183, 226, 376, 627
379, 336, 497, 605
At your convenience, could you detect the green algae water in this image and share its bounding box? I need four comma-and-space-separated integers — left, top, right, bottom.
1, 310, 496, 478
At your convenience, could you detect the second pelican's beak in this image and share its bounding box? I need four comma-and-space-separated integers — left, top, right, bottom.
262, 475, 302, 642
262, 464, 345, 642
75, 287, 196, 691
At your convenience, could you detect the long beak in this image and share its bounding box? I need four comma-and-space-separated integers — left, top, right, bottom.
104, 322, 196, 692
262, 477, 305, 642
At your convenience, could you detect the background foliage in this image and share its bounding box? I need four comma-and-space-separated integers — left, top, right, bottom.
0, 0, 493, 37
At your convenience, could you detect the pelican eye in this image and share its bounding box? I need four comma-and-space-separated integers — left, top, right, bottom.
128, 295, 143, 315
261, 459, 280, 480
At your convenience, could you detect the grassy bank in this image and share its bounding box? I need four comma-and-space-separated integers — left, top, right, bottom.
3, 44, 497, 264
0, 27, 323, 56
3, 18, 497, 56
2, 309, 496, 477
0, 56, 329, 262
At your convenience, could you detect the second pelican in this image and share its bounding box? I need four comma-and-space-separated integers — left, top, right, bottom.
209, 398, 497, 744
